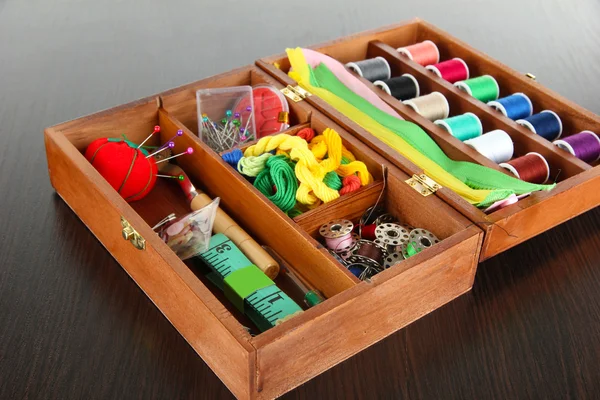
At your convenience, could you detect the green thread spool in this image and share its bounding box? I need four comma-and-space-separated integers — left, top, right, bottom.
455, 75, 499, 103
434, 112, 483, 141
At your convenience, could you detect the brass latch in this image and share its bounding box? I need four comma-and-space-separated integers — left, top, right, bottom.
280, 85, 312, 102
121, 216, 146, 250
405, 174, 440, 197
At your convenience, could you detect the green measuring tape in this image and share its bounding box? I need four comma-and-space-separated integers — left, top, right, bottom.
196, 233, 302, 332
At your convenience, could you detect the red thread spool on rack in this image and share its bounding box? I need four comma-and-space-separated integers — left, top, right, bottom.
426, 58, 469, 84
499, 152, 550, 184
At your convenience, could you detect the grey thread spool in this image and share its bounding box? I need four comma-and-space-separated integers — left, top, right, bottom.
345, 57, 391, 82
403, 92, 450, 121
373, 73, 420, 101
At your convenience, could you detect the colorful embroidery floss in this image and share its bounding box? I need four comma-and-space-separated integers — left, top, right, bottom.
488, 93, 533, 120
397, 40, 440, 66
426, 58, 469, 83
554, 131, 600, 163
345, 57, 391, 82
434, 112, 483, 141
403, 92, 450, 121
464, 129, 514, 163
373, 74, 420, 101
516, 110, 563, 141
499, 152, 550, 184
454, 75, 500, 103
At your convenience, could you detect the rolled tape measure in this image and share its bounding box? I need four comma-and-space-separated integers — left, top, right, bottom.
197, 234, 302, 332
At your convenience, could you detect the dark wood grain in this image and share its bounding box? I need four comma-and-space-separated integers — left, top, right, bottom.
1, 1, 600, 399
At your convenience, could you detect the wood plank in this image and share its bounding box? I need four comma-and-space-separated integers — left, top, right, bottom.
251, 227, 482, 399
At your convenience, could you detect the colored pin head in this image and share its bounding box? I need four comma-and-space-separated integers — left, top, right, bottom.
137, 125, 162, 148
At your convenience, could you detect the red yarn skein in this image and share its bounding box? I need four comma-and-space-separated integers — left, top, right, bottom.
85, 138, 158, 202
339, 175, 361, 195
296, 127, 316, 142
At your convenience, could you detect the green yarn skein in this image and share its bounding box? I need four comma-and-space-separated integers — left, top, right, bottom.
254, 155, 298, 212
323, 171, 342, 190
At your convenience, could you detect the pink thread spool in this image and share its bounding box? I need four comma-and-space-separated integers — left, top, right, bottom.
426, 58, 469, 83
319, 219, 355, 253
397, 40, 440, 66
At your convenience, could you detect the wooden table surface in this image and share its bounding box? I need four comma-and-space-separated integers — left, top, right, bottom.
1, 1, 599, 398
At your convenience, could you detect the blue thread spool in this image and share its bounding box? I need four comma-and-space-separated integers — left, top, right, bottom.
487, 93, 533, 120
434, 112, 483, 141
516, 110, 563, 141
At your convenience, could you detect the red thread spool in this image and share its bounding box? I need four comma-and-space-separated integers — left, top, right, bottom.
85, 138, 158, 202
426, 58, 469, 84
360, 224, 377, 240
499, 152, 550, 184
397, 40, 440, 66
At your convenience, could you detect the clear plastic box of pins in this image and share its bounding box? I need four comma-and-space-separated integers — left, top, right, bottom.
196, 86, 257, 153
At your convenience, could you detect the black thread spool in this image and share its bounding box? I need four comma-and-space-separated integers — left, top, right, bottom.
345, 57, 391, 82
374, 74, 420, 101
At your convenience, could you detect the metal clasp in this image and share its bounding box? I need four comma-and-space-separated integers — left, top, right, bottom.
405, 174, 440, 197
120, 216, 146, 250
280, 85, 311, 102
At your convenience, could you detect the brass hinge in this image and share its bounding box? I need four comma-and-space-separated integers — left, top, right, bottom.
121, 216, 146, 250
280, 85, 311, 102
525, 72, 536, 81
405, 174, 441, 197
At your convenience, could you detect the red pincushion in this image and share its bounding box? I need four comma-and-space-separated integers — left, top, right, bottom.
234, 86, 287, 138
84, 138, 157, 202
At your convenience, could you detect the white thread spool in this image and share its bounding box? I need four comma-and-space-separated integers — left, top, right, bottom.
464, 129, 514, 163
403, 92, 450, 121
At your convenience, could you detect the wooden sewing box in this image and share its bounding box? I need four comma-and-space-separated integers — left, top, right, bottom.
44, 19, 600, 399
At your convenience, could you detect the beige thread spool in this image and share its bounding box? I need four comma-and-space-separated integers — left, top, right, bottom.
403, 92, 450, 121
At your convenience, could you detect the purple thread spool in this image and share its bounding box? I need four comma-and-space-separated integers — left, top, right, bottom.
553, 131, 600, 163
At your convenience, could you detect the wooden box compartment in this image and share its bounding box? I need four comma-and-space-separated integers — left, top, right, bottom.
257, 19, 600, 261
44, 64, 482, 399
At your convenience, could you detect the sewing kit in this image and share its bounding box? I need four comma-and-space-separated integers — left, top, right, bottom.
44, 19, 599, 400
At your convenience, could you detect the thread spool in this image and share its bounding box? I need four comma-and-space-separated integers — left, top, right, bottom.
464, 129, 514, 163
345, 57, 391, 82
319, 220, 355, 253
454, 75, 499, 103
434, 112, 483, 141
554, 131, 600, 163
516, 110, 563, 141
426, 58, 469, 83
499, 152, 550, 184
373, 74, 420, 101
488, 93, 533, 120
403, 92, 450, 121
359, 224, 377, 241
397, 40, 440, 66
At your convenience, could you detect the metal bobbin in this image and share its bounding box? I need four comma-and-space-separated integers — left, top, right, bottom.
374, 213, 397, 226
383, 252, 404, 269
319, 219, 354, 239
328, 249, 348, 266
408, 228, 440, 250
347, 240, 387, 269
346, 262, 380, 281
360, 205, 386, 226
375, 223, 410, 247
